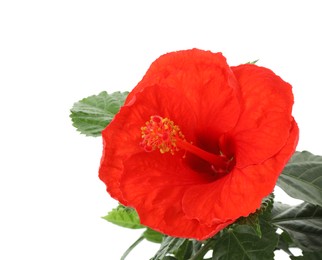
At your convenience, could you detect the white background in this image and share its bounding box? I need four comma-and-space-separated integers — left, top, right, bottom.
1, 1, 321, 259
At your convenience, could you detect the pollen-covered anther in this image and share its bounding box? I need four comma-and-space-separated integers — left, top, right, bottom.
140, 115, 185, 154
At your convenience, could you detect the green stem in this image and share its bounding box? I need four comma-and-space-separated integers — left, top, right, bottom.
120, 235, 144, 260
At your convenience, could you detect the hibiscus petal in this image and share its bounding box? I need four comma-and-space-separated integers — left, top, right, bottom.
99, 85, 197, 203
231, 64, 294, 168
126, 49, 241, 138
182, 119, 299, 225
121, 152, 234, 240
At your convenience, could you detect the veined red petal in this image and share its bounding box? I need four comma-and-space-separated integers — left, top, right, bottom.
126, 49, 241, 139
182, 119, 299, 224
99, 85, 197, 203
121, 152, 234, 240
230, 64, 294, 168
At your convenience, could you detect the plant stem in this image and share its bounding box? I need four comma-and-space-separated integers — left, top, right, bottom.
120, 235, 144, 260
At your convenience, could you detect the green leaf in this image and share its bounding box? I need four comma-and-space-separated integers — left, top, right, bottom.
277, 151, 322, 207
212, 220, 278, 260
191, 240, 203, 255
236, 213, 262, 237
189, 239, 214, 260
236, 194, 274, 238
290, 251, 322, 260
276, 231, 296, 256
172, 240, 193, 260
102, 205, 144, 229
151, 237, 189, 260
260, 193, 275, 216
245, 59, 259, 64
70, 91, 129, 137
143, 228, 164, 243
272, 202, 322, 251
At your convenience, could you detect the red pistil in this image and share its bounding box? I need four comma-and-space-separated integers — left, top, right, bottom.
176, 139, 228, 170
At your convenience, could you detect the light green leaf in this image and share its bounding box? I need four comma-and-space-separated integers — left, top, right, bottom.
102, 205, 144, 229
70, 91, 129, 137
245, 59, 259, 64
277, 151, 322, 207
212, 220, 278, 260
143, 228, 164, 243
272, 202, 322, 251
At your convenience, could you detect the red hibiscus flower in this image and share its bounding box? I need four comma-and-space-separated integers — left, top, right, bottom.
99, 49, 299, 240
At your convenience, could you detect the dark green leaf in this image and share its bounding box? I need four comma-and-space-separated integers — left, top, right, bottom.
189, 239, 214, 260
290, 251, 322, 260
102, 205, 144, 229
151, 237, 188, 260
276, 231, 296, 256
70, 91, 129, 137
260, 194, 275, 216
272, 202, 322, 251
212, 220, 278, 260
143, 228, 164, 243
277, 151, 322, 207
235, 215, 262, 237
236, 194, 274, 238
172, 239, 193, 260
191, 240, 203, 255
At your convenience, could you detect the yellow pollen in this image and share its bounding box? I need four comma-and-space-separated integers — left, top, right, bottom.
140, 115, 185, 154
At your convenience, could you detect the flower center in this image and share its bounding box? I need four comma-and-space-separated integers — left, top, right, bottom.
141, 115, 231, 172
140, 115, 184, 154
